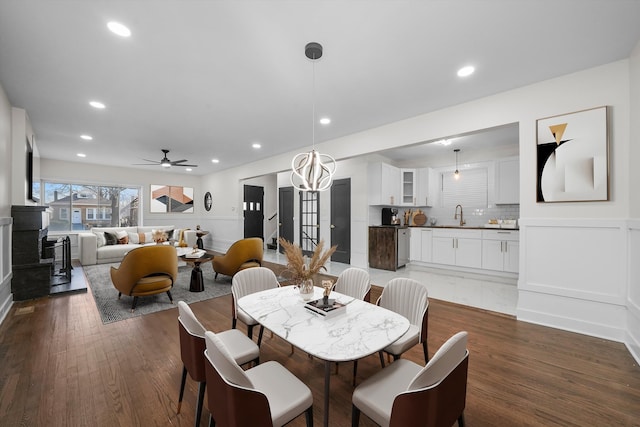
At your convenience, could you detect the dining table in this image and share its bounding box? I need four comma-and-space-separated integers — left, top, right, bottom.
238, 285, 410, 427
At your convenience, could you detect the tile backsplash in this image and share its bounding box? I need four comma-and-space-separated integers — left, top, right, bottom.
370, 204, 520, 227
418, 204, 519, 227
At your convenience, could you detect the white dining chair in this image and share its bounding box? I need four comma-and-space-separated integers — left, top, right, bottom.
204, 331, 314, 427
376, 277, 429, 365
231, 267, 280, 346
332, 267, 371, 383
332, 267, 371, 302
352, 331, 469, 427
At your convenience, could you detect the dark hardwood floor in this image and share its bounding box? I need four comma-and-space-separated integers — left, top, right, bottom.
0, 262, 639, 426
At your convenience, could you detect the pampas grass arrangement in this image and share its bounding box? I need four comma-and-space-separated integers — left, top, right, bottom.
279, 237, 337, 283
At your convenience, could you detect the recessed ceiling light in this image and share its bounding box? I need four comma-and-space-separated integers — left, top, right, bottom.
89, 101, 106, 109
107, 21, 131, 37
77, 153, 86, 158
80, 134, 93, 141
185, 168, 193, 172
435, 139, 451, 146
252, 143, 261, 149
457, 65, 475, 77
319, 117, 331, 125
211, 158, 220, 164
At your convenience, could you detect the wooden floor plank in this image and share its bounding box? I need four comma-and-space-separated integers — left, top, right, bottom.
0, 262, 638, 426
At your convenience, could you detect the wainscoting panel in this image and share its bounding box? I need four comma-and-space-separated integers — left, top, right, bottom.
518, 218, 628, 343
0, 217, 13, 325
627, 223, 640, 362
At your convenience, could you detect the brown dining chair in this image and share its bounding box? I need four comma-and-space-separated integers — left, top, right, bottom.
176, 301, 260, 427
352, 331, 469, 427
204, 331, 314, 427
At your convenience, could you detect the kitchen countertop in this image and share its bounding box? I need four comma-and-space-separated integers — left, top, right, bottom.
408, 225, 519, 230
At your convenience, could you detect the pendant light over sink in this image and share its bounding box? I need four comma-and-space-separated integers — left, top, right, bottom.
290, 42, 336, 192
454, 148, 461, 180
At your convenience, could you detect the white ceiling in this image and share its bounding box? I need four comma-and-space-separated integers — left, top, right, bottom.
1, 1, 639, 175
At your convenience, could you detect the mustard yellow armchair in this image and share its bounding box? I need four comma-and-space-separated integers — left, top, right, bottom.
110, 245, 178, 311
212, 237, 263, 279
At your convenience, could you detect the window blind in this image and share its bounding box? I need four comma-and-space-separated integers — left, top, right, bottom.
441, 168, 488, 208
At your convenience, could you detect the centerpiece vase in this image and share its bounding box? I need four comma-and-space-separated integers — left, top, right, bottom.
299, 279, 314, 301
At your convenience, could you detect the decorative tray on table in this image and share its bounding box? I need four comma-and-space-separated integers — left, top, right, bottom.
184, 249, 206, 258
304, 298, 346, 318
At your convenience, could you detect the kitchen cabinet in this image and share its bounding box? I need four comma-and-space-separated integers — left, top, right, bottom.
368, 162, 400, 205
400, 168, 416, 205
368, 226, 409, 271
416, 167, 437, 207
432, 229, 482, 268
495, 157, 519, 204
409, 227, 433, 262
482, 230, 519, 272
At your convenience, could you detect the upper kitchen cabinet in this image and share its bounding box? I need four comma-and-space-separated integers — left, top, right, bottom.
368, 162, 400, 205
495, 157, 519, 204
400, 168, 415, 205
416, 167, 437, 207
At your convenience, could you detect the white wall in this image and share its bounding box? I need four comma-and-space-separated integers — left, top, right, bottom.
203, 59, 637, 361
10, 107, 36, 207
0, 82, 13, 325
626, 41, 640, 361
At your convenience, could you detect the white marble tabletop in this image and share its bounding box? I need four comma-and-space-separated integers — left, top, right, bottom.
238, 285, 410, 362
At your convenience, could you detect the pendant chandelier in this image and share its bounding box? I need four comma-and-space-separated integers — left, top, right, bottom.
454, 148, 461, 180
291, 42, 336, 192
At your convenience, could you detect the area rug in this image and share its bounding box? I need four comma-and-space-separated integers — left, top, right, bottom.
83, 262, 232, 324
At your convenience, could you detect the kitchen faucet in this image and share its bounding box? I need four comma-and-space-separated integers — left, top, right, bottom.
454, 204, 465, 226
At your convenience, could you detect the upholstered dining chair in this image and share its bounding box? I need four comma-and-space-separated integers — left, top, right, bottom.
351, 331, 469, 427
377, 277, 429, 366
109, 244, 178, 312
176, 301, 260, 427
332, 267, 371, 383
212, 237, 264, 279
332, 267, 371, 302
231, 267, 280, 346
204, 331, 314, 427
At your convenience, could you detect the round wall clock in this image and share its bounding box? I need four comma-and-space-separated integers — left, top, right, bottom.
204, 191, 212, 211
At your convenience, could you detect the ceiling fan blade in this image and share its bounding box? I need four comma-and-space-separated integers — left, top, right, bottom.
171, 159, 189, 164
172, 163, 198, 167
132, 163, 159, 166
141, 158, 161, 163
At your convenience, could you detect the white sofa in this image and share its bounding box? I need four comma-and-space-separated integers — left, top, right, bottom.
78, 225, 197, 265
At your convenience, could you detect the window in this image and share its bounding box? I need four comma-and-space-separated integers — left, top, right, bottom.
441, 167, 488, 208
43, 181, 140, 231
299, 191, 320, 255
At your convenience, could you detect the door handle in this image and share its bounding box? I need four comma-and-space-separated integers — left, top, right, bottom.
330, 224, 336, 229
278, 222, 282, 226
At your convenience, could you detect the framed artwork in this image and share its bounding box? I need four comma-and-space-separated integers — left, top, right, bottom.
150, 185, 194, 213
536, 106, 609, 203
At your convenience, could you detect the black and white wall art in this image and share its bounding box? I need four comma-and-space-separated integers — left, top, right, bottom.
536, 106, 609, 202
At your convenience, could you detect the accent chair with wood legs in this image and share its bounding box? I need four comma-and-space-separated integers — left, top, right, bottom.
109, 244, 178, 312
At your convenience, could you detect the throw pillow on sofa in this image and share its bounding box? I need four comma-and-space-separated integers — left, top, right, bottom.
94, 231, 106, 248
104, 231, 118, 245
116, 230, 129, 244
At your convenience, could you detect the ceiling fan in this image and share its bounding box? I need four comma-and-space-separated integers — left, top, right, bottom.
134, 149, 198, 168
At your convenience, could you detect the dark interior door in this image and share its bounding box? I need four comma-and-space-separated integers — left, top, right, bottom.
278, 187, 294, 253
244, 185, 264, 240
330, 178, 351, 264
